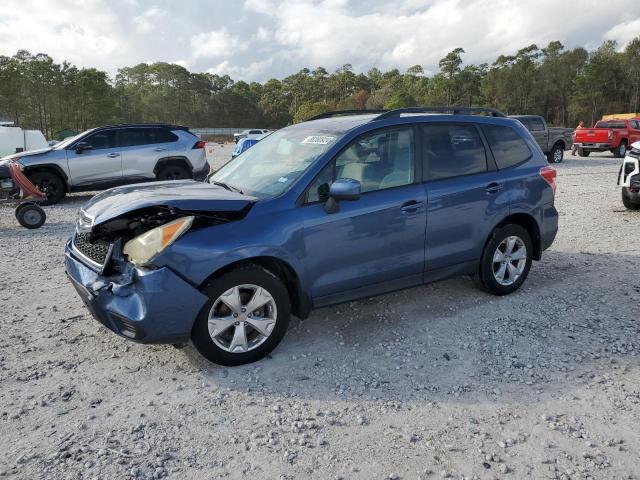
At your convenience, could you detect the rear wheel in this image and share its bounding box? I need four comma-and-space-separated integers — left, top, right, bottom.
28, 171, 66, 205
547, 144, 564, 163
622, 188, 640, 210
476, 224, 533, 295
157, 164, 190, 181
614, 141, 628, 159
577, 148, 590, 157
191, 266, 291, 366
16, 203, 46, 229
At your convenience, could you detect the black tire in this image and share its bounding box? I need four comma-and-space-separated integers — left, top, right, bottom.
577, 148, 590, 157
614, 141, 628, 159
28, 171, 66, 205
476, 224, 533, 296
157, 164, 191, 181
191, 266, 291, 366
16, 203, 46, 229
622, 188, 640, 210
547, 144, 564, 163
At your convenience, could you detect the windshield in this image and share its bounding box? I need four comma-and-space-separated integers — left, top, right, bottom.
53, 129, 92, 149
211, 127, 338, 197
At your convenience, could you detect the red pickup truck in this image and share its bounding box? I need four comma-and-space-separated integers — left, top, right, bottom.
574, 118, 640, 158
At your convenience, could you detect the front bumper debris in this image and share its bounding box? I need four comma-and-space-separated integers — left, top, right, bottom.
64, 240, 208, 344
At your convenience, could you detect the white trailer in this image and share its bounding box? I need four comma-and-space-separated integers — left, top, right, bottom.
0, 126, 48, 158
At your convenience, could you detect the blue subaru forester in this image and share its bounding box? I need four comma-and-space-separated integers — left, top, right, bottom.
65, 107, 558, 366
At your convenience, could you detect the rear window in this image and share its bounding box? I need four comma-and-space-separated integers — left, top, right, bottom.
120, 128, 178, 147
481, 124, 532, 169
594, 121, 626, 129
422, 124, 487, 180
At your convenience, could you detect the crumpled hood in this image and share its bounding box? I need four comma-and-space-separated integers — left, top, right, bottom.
1, 147, 53, 161
82, 180, 257, 225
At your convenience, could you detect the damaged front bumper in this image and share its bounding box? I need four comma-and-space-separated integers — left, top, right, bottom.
64, 240, 209, 344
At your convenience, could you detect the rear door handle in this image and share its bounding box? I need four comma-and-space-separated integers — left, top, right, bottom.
153, 147, 166, 152
400, 200, 424, 214
106, 152, 120, 158
485, 182, 503, 194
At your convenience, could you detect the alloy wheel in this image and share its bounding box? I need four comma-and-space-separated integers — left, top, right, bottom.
207, 284, 277, 353
492, 236, 527, 286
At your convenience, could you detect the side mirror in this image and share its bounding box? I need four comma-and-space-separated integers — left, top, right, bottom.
75, 141, 92, 153
324, 178, 361, 213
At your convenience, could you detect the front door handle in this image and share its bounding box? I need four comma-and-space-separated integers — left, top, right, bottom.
400, 200, 424, 214
485, 182, 503, 194
106, 152, 120, 158
153, 147, 166, 152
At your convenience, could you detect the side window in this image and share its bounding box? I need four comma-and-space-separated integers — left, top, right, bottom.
83, 130, 117, 150
481, 124, 532, 169
306, 162, 333, 203
120, 128, 150, 147
529, 118, 545, 131
631, 120, 640, 129
152, 129, 178, 143
422, 124, 487, 181
336, 128, 414, 193
249, 130, 262, 135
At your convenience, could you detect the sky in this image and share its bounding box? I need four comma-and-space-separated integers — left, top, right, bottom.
1, 0, 639, 82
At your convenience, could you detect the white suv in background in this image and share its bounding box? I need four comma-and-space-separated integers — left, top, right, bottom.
233, 129, 270, 143
0, 123, 208, 205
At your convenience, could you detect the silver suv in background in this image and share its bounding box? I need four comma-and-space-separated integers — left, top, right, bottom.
0, 123, 208, 204
233, 129, 270, 143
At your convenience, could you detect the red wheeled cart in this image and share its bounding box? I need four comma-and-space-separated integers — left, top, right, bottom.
0, 160, 47, 229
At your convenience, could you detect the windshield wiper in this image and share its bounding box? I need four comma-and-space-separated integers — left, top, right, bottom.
212, 180, 244, 194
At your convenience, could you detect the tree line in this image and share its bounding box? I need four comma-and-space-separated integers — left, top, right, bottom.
1, 38, 639, 139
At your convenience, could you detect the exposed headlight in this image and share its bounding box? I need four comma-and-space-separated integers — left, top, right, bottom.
123, 216, 194, 266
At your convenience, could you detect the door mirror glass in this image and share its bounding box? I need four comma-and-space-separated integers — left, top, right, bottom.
330, 178, 361, 200
75, 141, 92, 153
324, 178, 361, 213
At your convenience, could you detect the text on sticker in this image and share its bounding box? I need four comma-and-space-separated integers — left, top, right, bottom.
302, 136, 335, 145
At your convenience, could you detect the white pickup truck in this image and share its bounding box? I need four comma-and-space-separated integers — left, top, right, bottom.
0, 126, 48, 158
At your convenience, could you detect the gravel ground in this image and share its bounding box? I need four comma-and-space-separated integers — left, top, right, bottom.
1, 147, 639, 480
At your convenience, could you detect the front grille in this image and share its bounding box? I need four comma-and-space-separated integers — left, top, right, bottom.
73, 232, 111, 266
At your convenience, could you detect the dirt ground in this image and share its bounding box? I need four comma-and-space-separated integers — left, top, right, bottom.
1, 147, 639, 480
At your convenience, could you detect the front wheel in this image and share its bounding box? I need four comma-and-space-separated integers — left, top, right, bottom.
28, 171, 66, 205
547, 144, 564, 163
191, 266, 291, 366
622, 188, 640, 210
476, 225, 533, 295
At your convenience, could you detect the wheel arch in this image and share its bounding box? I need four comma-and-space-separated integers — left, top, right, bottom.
23, 164, 70, 191
199, 256, 312, 320
153, 156, 193, 177
487, 213, 542, 261
553, 139, 566, 150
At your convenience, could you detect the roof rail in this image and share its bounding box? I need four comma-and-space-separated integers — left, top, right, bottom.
373, 106, 506, 121
305, 109, 388, 122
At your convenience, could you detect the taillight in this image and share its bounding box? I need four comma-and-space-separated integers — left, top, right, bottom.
608, 130, 613, 140
193, 140, 206, 149
540, 165, 557, 194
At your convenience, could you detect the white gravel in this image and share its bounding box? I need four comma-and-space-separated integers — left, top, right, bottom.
1, 148, 639, 479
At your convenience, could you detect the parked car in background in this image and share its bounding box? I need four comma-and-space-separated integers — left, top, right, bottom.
64, 106, 558, 366
618, 140, 640, 210
574, 118, 640, 158
233, 129, 270, 143
0, 123, 208, 205
231, 137, 259, 158
0, 125, 48, 158
509, 115, 573, 163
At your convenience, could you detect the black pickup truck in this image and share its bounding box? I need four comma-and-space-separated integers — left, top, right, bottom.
510, 115, 574, 163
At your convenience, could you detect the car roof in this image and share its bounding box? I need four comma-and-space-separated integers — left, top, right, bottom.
509, 115, 540, 119
295, 111, 521, 136
94, 123, 190, 131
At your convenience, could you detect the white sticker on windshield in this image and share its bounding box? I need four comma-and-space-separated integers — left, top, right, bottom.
277, 177, 288, 183
302, 135, 335, 145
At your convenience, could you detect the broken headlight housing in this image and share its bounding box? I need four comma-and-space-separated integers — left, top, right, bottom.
123, 216, 194, 266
